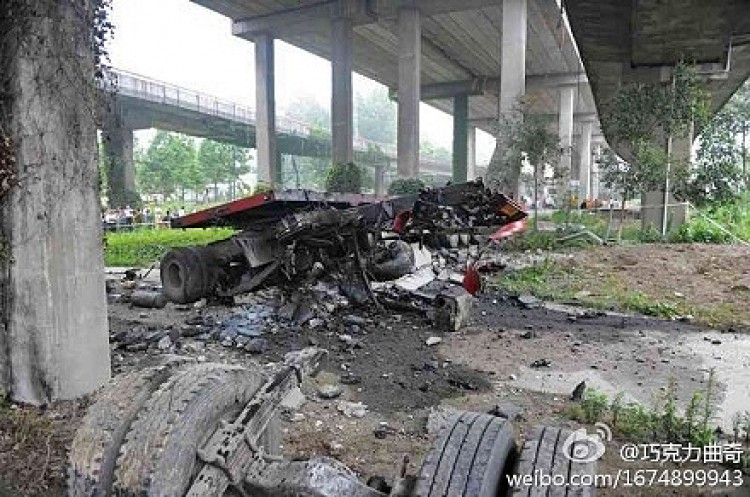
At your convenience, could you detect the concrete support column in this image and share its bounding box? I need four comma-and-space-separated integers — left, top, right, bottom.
487, 0, 526, 195
499, 0, 527, 118
641, 126, 694, 233
0, 0, 110, 404
374, 163, 386, 195
255, 34, 278, 187
331, 16, 354, 165
558, 85, 575, 198
578, 120, 592, 200
467, 126, 477, 180
452, 94, 469, 183
397, 7, 421, 178
102, 113, 137, 207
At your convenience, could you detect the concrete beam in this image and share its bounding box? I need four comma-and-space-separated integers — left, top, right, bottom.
469, 112, 597, 127
397, 7, 421, 178
232, 0, 503, 38
255, 34, 278, 186
331, 15, 354, 164
452, 94, 469, 182
392, 73, 589, 100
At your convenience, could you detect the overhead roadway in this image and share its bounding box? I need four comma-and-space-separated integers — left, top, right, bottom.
564, 0, 750, 152
192, 0, 605, 192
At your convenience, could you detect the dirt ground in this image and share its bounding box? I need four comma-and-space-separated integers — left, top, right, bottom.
1, 243, 749, 496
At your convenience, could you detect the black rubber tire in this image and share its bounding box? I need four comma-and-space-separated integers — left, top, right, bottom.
67, 357, 191, 497
111, 363, 278, 497
510, 426, 597, 497
415, 410, 517, 497
160, 247, 216, 304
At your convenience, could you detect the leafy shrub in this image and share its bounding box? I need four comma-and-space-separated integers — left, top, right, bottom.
388, 178, 425, 195
252, 183, 274, 195
325, 162, 362, 193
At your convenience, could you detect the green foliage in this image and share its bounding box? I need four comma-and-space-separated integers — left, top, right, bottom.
104, 228, 234, 267
486, 106, 560, 195
252, 183, 274, 195
325, 162, 362, 193
682, 80, 750, 205
581, 389, 609, 423
621, 291, 681, 319
356, 87, 396, 144
569, 372, 720, 447
601, 62, 709, 202
388, 178, 425, 195
672, 195, 750, 243
420, 141, 452, 162
136, 131, 196, 198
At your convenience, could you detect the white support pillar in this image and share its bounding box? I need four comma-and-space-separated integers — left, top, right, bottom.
255, 34, 278, 186
499, 0, 527, 118
397, 7, 421, 178
467, 126, 477, 180
578, 120, 592, 200
488, 0, 527, 196
558, 85, 575, 196
331, 16, 354, 165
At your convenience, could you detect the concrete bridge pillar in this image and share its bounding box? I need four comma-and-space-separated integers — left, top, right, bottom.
487, 0, 526, 195
397, 6, 421, 178
331, 13, 354, 165
578, 120, 593, 200
467, 126, 477, 180
0, 0, 110, 405
558, 85, 575, 200
255, 34, 278, 187
452, 94, 469, 183
102, 111, 137, 207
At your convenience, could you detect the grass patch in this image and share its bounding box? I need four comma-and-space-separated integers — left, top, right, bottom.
672, 195, 750, 244
493, 261, 696, 320
104, 227, 235, 267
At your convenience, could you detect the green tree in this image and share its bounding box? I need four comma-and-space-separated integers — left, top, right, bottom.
420, 141, 451, 161
197, 139, 232, 198
136, 131, 197, 200
285, 93, 330, 130
356, 87, 396, 144
684, 80, 750, 205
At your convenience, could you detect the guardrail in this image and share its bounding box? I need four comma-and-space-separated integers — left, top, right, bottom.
103, 69, 399, 156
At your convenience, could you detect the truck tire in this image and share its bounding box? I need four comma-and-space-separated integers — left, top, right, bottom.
67, 357, 191, 497
112, 363, 278, 497
510, 426, 597, 496
415, 410, 516, 497
160, 247, 216, 304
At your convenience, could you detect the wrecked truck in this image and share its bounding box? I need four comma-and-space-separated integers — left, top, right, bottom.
159, 180, 528, 306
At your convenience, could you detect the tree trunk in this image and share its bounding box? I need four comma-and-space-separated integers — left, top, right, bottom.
0, 0, 111, 404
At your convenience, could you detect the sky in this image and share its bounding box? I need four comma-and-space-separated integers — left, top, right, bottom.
107, 0, 495, 163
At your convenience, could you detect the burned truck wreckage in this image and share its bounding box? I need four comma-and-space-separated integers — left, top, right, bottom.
67, 182, 601, 497
160, 180, 527, 330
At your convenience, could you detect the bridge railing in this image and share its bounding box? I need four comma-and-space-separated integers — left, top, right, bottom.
104, 69, 416, 160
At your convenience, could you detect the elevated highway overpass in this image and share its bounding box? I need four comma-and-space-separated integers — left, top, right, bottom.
102, 68, 456, 203
191, 0, 607, 200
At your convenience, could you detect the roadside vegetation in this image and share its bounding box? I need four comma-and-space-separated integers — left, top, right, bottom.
104, 227, 234, 267
567, 375, 750, 471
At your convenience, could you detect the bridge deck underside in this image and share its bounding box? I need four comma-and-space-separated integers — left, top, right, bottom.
192, 0, 600, 137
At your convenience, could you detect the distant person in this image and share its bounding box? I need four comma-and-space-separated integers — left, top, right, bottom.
177, 206, 186, 217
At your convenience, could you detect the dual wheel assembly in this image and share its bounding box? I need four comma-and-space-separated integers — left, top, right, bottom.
68, 360, 597, 497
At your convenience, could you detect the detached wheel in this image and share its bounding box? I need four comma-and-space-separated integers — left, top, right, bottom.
68, 357, 191, 497
160, 247, 216, 304
510, 426, 598, 496
112, 363, 279, 497
415, 411, 516, 497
